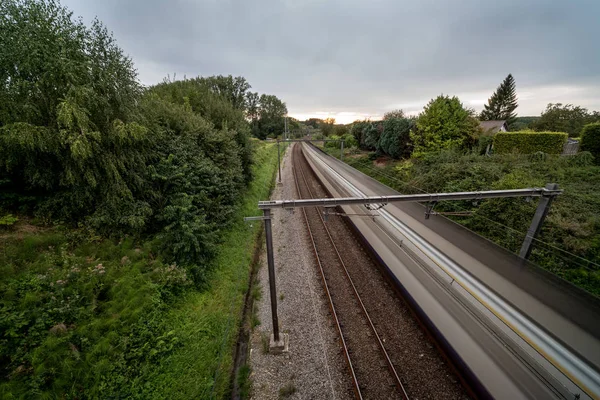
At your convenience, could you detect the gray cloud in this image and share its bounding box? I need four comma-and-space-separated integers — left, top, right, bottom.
62, 0, 600, 122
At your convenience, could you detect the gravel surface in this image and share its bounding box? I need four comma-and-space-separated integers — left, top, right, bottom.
298, 145, 470, 400
249, 144, 354, 400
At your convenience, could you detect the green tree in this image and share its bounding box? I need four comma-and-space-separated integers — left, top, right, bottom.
0, 0, 149, 229
480, 74, 518, 126
321, 117, 335, 136
532, 103, 598, 137
580, 122, 600, 164
304, 118, 323, 129
256, 94, 287, 139
200, 75, 250, 111
411, 95, 480, 157
379, 110, 414, 158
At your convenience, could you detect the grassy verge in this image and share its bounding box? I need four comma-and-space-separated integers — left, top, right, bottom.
135, 141, 282, 398
322, 146, 600, 296
0, 141, 282, 398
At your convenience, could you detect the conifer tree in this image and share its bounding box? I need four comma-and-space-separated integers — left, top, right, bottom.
480, 74, 518, 126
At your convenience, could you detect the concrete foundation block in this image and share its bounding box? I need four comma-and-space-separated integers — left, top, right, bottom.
269, 332, 289, 354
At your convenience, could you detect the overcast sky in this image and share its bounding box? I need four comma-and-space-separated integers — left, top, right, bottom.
63, 0, 600, 124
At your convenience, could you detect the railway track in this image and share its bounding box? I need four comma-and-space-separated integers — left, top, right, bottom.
292, 143, 409, 399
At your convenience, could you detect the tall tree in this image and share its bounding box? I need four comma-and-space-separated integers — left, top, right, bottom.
256, 94, 287, 139
480, 74, 518, 126
411, 95, 479, 156
321, 117, 335, 136
201, 75, 250, 111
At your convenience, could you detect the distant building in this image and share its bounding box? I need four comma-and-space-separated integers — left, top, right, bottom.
479, 120, 508, 135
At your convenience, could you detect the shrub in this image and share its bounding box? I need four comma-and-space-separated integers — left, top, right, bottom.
324, 135, 340, 148
362, 122, 383, 151
379, 116, 414, 158
410, 95, 480, 157
580, 123, 600, 164
342, 133, 358, 148
568, 151, 595, 167
494, 131, 567, 154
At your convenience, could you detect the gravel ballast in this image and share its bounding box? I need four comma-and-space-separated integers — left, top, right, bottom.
249, 144, 354, 399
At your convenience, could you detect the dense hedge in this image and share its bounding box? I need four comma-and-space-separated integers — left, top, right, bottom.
494, 131, 567, 154
581, 123, 600, 164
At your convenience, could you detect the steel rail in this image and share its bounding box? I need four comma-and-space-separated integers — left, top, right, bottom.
295, 146, 410, 399
303, 143, 600, 399
291, 146, 363, 400
259, 187, 562, 209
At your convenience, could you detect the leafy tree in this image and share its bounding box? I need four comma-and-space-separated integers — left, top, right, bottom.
321, 117, 335, 136
333, 124, 349, 136
411, 95, 480, 157
363, 122, 383, 151
304, 118, 323, 129
148, 78, 253, 183
256, 94, 287, 139
580, 122, 600, 164
379, 110, 414, 158
350, 120, 370, 147
532, 103, 599, 137
0, 0, 149, 229
200, 75, 250, 111
480, 74, 518, 126
510, 116, 540, 131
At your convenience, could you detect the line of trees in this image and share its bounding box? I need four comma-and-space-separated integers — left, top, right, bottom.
0, 0, 286, 282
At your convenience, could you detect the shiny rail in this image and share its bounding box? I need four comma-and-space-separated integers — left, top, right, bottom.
294, 145, 410, 399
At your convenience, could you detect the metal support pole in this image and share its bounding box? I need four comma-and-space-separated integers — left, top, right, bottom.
263, 208, 280, 341
519, 183, 559, 260
277, 140, 282, 183
340, 140, 344, 161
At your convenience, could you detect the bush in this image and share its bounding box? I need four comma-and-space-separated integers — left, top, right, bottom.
580, 123, 600, 164
324, 135, 341, 148
494, 131, 567, 154
410, 95, 480, 157
342, 133, 358, 148
362, 122, 383, 151
379, 116, 414, 158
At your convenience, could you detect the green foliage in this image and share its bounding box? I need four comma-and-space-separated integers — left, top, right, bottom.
350, 120, 369, 147
410, 95, 480, 157
137, 142, 280, 399
320, 118, 335, 136
480, 74, 518, 126
0, 141, 280, 399
379, 111, 414, 158
325, 135, 341, 148
0, 232, 193, 397
362, 122, 383, 151
256, 95, 287, 139
510, 116, 540, 131
580, 123, 600, 164
0, 0, 150, 230
341, 151, 600, 295
0, 213, 18, 227
342, 133, 358, 148
494, 131, 567, 154
532, 103, 600, 137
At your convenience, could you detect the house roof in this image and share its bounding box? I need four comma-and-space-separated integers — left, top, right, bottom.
479, 120, 507, 133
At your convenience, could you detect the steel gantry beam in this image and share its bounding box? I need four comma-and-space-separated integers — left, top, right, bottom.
258, 186, 562, 210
